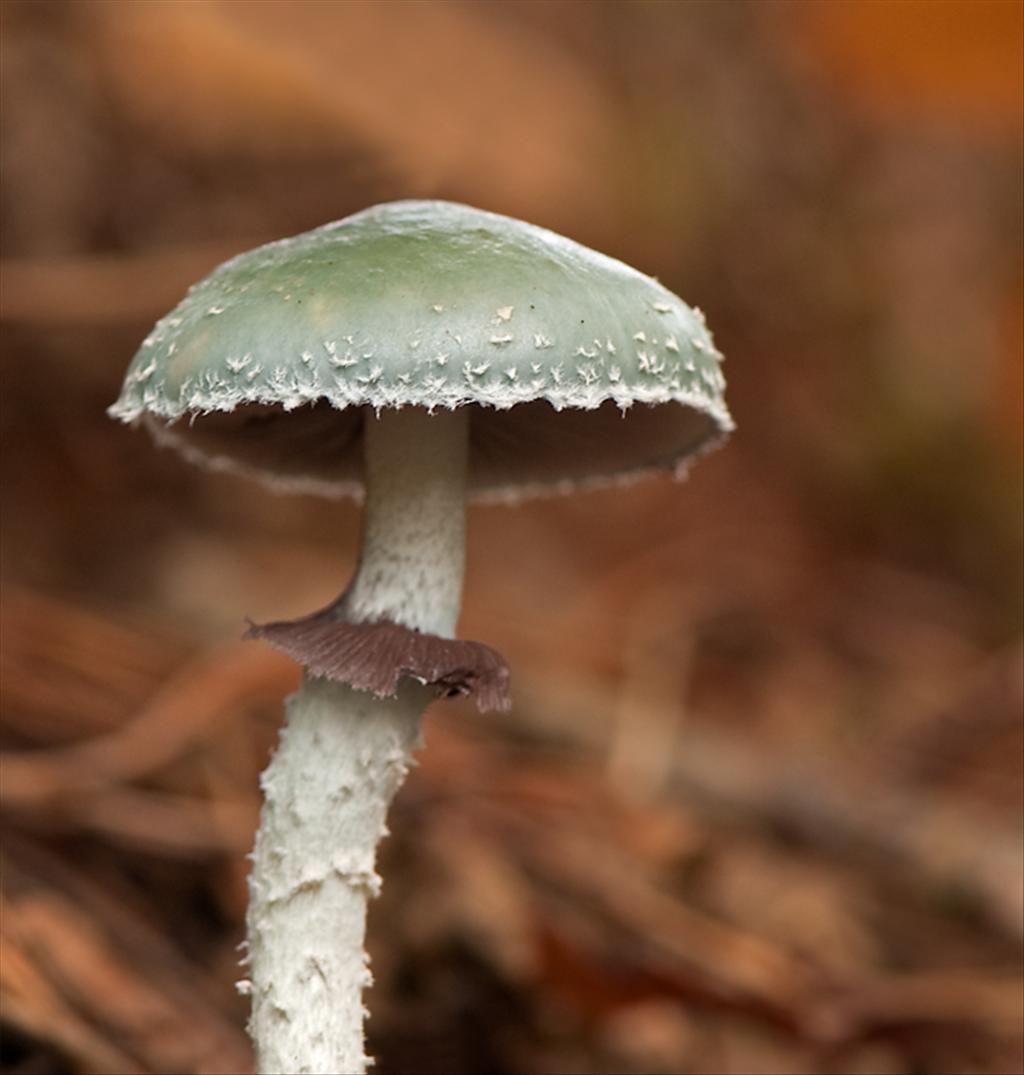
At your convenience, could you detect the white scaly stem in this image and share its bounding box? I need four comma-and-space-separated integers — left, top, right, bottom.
246, 407, 468, 1075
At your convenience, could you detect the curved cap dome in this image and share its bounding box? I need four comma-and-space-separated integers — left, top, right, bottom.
110, 200, 733, 499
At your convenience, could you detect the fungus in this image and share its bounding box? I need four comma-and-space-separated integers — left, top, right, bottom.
109, 200, 733, 1074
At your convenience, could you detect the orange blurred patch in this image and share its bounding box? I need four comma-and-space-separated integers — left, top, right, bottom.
775, 0, 1023, 128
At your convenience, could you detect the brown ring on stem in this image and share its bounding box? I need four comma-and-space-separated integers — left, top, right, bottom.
246, 614, 510, 713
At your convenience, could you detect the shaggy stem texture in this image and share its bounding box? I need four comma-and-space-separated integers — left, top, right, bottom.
247, 407, 468, 1075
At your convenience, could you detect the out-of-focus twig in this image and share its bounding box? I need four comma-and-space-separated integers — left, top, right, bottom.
1, 642, 296, 809
0, 243, 267, 324
1, 587, 181, 742
1, 910, 140, 1075
9, 787, 256, 858
2, 864, 252, 1074
662, 721, 1024, 942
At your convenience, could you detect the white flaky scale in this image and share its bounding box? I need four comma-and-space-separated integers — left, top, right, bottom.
108, 200, 733, 1075
226, 354, 252, 374
133, 358, 157, 382
637, 350, 666, 375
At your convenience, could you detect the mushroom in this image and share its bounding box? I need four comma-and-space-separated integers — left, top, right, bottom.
109, 200, 733, 1075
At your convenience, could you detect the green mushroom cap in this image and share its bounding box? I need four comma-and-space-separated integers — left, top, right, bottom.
110, 200, 733, 499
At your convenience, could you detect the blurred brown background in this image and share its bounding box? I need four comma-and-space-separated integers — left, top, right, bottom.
1, 2, 1022, 1073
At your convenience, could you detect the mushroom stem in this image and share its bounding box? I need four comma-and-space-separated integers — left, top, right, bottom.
340, 406, 468, 636
246, 406, 470, 1075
